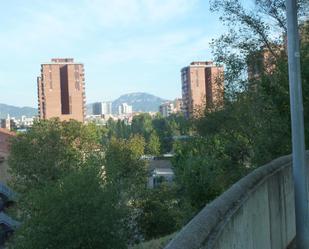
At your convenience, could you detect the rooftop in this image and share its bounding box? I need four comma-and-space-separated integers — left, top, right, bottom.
41, 58, 83, 65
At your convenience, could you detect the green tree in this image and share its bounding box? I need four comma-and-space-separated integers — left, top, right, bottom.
152, 113, 191, 153
172, 0, 308, 213
206, 0, 308, 165
173, 134, 250, 210
9, 161, 129, 249
131, 113, 153, 140
8, 119, 103, 193
104, 135, 147, 194
136, 184, 189, 240
146, 132, 161, 155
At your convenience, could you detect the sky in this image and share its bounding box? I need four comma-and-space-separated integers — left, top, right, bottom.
0, 0, 226, 107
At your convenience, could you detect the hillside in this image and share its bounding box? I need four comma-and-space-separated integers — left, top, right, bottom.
1, 92, 168, 118
87, 92, 168, 115
0, 104, 37, 119
112, 92, 167, 113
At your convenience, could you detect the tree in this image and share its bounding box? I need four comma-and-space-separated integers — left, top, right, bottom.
207, 0, 309, 165
152, 113, 191, 153
136, 184, 188, 240
172, 1, 309, 212
105, 119, 131, 140
146, 132, 161, 156
8, 119, 103, 193
173, 134, 250, 210
131, 113, 153, 140
104, 135, 147, 194
9, 161, 129, 249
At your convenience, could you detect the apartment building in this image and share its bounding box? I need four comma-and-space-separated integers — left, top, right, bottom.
37, 58, 86, 122
181, 61, 224, 118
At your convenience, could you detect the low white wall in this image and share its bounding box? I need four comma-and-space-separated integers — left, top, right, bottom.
165, 154, 303, 249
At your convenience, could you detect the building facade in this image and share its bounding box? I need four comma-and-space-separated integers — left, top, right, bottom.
181, 61, 224, 118
118, 103, 133, 115
0, 116, 17, 131
159, 99, 183, 117
159, 102, 174, 117
37, 58, 86, 122
93, 102, 112, 115
173, 98, 183, 113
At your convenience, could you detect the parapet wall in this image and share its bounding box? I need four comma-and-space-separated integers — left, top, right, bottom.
165, 154, 302, 249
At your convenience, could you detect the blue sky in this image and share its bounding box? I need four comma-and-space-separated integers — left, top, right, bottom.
0, 0, 226, 107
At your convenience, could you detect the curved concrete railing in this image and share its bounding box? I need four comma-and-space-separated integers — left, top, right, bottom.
165, 153, 303, 249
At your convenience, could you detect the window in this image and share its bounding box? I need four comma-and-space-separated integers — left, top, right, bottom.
75, 81, 80, 91
69, 96, 72, 114
48, 65, 53, 89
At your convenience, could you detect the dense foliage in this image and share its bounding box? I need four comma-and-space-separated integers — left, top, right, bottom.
6, 1, 309, 248
9, 119, 103, 193
7, 118, 190, 248
172, 0, 309, 212
10, 164, 129, 249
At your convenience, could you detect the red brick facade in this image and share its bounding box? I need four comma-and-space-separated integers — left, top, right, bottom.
37, 58, 86, 122
181, 61, 224, 118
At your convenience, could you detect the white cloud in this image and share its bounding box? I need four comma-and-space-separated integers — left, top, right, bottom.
0, 0, 199, 55
0, 0, 223, 105
142, 0, 198, 22
87, 29, 212, 67
83, 0, 198, 27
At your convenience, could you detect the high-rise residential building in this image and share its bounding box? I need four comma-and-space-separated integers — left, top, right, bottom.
0, 115, 16, 131
173, 98, 183, 113
37, 58, 86, 122
118, 103, 133, 115
93, 102, 112, 115
159, 99, 183, 117
247, 45, 286, 81
181, 61, 224, 118
159, 102, 175, 117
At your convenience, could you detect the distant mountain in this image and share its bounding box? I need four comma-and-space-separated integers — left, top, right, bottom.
87, 92, 168, 115
0, 104, 37, 119
112, 92, 167, 113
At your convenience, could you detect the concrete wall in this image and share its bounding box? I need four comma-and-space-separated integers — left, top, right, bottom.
165, 154, 303, 249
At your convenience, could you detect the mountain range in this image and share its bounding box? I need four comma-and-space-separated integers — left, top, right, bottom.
111, 92, 167, 113
1, 92, 169, 118
0, 104, 37, 119
88, 92, 168, 114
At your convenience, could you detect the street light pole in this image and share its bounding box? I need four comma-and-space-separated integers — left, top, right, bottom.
286, 0, 309, 248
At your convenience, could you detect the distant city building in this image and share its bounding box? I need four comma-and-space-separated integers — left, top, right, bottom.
159, 98, 183, 117
173, 98, 183, 113
118, 103, 133, 115
181, 61, 224, 118
20, 116, 35, 128
37, 58, 86, 122
159, 102, 174, 117
0, 115, 17, 131
93, 102, 112, 115
0, 118, 10, 130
